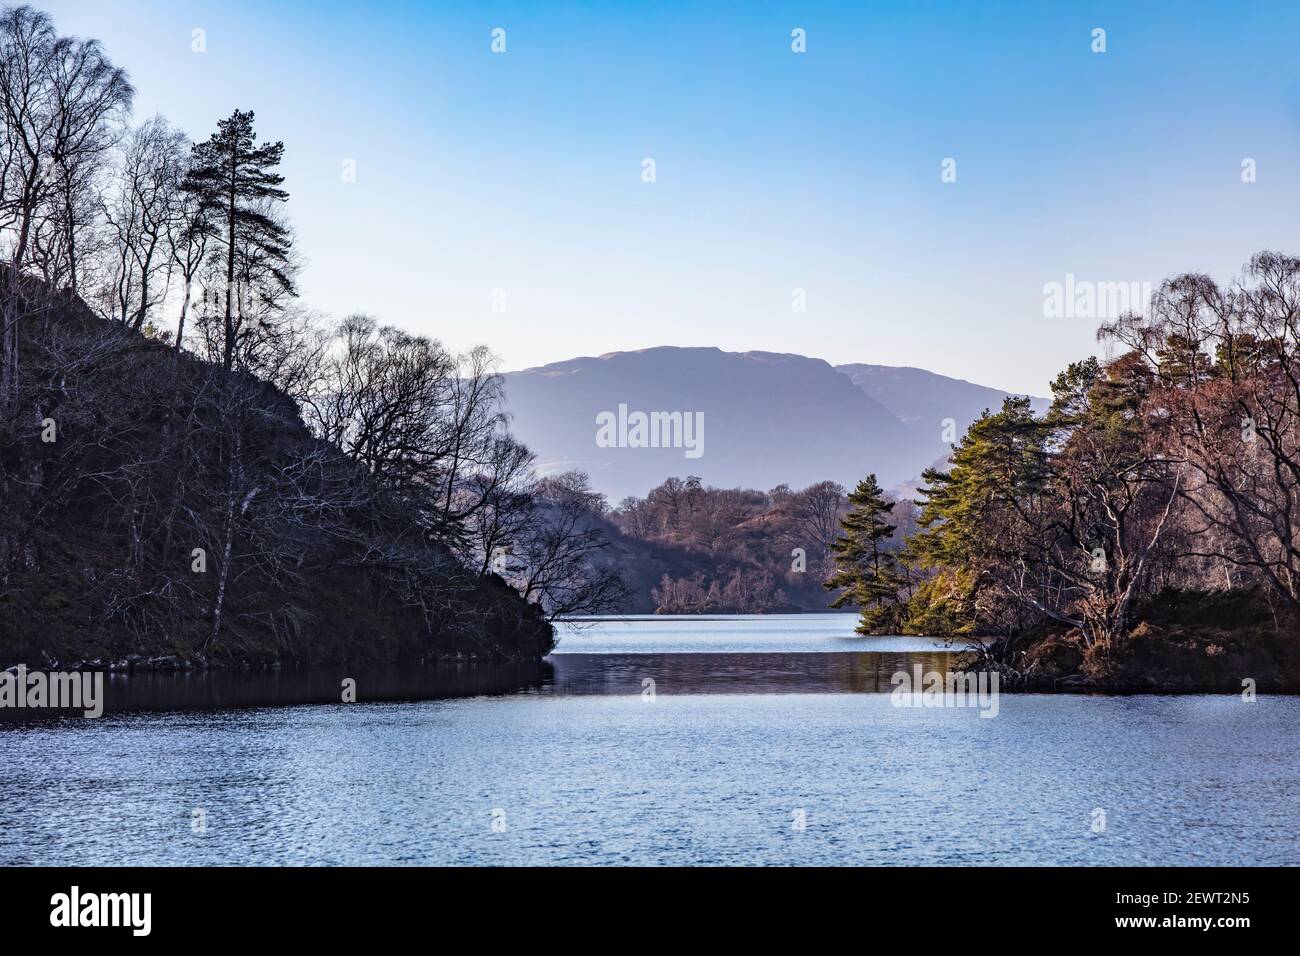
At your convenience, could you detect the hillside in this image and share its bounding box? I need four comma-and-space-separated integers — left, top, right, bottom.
836, 362, 1050, 434
0, 285, 554, 669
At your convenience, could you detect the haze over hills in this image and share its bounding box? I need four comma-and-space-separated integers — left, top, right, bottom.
836, 364, 1051, 432
502, 347, 1048, 502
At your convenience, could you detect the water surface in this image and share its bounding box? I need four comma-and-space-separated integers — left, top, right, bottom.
556, 613, 958, 653
1, 614, 1294, 866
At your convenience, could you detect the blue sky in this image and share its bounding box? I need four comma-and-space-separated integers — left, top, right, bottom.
39, 0, 1300, 394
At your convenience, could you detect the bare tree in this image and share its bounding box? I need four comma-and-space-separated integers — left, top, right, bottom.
304, 314, 454, 485
0, 4, 130, 404
778, 479, 846, 571
1102, 252, 1300, 619
430, 345, 510, 537
506, 472, 627, 619
1, 6, 58, 405
99, 115, 186, 329
43, 24, 132, 292
167, 177, 208, 351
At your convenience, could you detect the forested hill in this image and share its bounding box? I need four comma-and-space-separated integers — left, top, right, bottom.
0, 9, 627, 671
0, 282, 555, 668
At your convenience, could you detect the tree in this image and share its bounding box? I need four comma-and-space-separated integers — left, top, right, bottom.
1, 4, 131, 403
897, 366, 1186, 659
1101, 252, 1300, 621
303, 316, 519, 551
167, 179, 209, 350
181, 109, 292, 373
302, 316, 621, 619
1045, 351, 1183, 645
825, 474, 906, 633
304, 314, 452, 484
0, 6, 58, 285
777, 479, 845, 574
99, 115, 187, 330
504, 472, 627, 619
902, 397, 1059, 642
172, 112, 296, 650
42, 22, 132, 293
430, 344, 513, 544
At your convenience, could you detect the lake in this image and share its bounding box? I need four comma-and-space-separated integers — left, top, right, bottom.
1, 614, 1296, 866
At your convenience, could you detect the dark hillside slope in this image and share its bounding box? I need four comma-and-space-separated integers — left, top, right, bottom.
0, 284, 552, 668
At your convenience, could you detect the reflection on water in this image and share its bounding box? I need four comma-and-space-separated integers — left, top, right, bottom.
544, 651, 968, 695
0, 660, 554, 720
2, 650, 970, 717
3, 615, 969, 719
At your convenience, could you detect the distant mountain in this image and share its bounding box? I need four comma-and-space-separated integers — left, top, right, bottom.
836, 364, 1049, 429
836, 363, 1050, 495
502, 347, 1047, 501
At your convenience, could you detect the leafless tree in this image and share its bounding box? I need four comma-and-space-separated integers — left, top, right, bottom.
99, 115, 186, 330
1102, 252, 1300, 620
778, 479, 846, 571
0, 4, 130, 405
167, 180, 208, 351
42, 24, 131, 292
505, 472, 627, 619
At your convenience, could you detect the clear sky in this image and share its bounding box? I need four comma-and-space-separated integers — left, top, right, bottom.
37, 0, 1300, 394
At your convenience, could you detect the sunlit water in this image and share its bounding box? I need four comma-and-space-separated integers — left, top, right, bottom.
2, 614, 1296, 865
554, 613, 956, 653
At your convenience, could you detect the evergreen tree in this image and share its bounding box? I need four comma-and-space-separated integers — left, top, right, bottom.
182, 109, 293, 372
901, 396, 1051, 637
825, 474, 906, 633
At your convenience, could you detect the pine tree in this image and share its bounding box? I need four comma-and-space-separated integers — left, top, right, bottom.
901, 396, 1050, 636
181, 109, 293, 372
825, 474, 906, 633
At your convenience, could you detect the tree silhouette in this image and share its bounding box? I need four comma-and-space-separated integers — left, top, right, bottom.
182, 109, 293, 372
825, 473, 905, 633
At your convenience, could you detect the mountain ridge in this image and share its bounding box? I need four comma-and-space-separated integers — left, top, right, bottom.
502, 346, 1049, 501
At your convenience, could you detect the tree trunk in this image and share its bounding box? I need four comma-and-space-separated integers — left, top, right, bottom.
203, 480, 259, 657
174, 278, 191, 352
223, 155, 237, 374
63, 177, 78, 296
